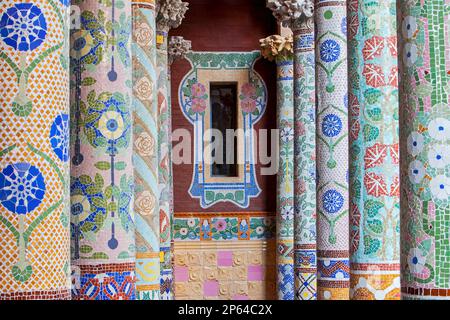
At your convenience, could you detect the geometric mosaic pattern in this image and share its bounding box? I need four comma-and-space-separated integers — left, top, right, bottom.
173, 241, 276, 300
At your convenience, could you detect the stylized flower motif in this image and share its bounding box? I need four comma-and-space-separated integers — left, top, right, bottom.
362, 36, 385, 61
71, 177, 107, 238
241, 97, 257, 113
215, 219, 227, 231
320, 39, 341, 63
134, 77, 153, 101
135, 190, 156, 216
402, 16, 417, 40
408, 160, 425, 184
71, 30, 95, 59
364, 143, 387, 169
322, 190, 344, 214
407, 132, 424, 156
430, 175, 450, 200
191, 97, 207, 113
187, 218, 196, 228
407, 248, 426, 276
180, 227, 188, 236
280, 127, 294, 143
255, 226, 265, 235
428, 118, 450, 141
321, 114, 342, 137
403, 43, 418, 67
364, 172, 388, 197
71, 194, 92, 222
0, 3, 47, 51
191, 83, 206, 98
363, 64, 385, 88
50, 113, 69, 162
134, 22, 152, 47
98, 111, 125, 140
241, 83, 257, 98
428, 144, 450, 169
102, 274, 135, 300
134, 131, 155, 157
0, 163, 46, 214
70, 13, 105, 64
281, 205, 294, 221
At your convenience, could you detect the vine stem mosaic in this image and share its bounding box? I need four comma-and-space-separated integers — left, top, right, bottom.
0, 0, 71, 299
399, 0, 450, 300
260, 34, 295, 300
132, 0, 160, 300
315, 0, 350, 300
69, 0, 136, 300
348, 0, 400, 300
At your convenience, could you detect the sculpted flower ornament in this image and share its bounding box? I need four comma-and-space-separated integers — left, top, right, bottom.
259, 35, 293, 61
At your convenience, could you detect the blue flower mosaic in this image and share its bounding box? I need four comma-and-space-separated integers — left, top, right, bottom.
320, 39, 341, 63
50, 113, 69, 162
321, 114, 343, 137
70, 177, 107, 238
70, 12, 106, 64
0, 3, 47, 52
322, 190, 344, 214
0, 163, 46, 214
85, 93, 131, 155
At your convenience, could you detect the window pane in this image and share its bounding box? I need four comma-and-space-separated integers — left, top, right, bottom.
210, 83, 238, 177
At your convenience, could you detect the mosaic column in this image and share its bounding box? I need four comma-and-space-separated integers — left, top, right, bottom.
260, 34, 295, 300
70, 0, 136, 300
132, 0, 160, 300
156, 0, 188, 300
0, 0, 71, 300
399, 0, 450, 300
267, 0, 316, 300
315, 0, 349, 300
348, 0, 400, 300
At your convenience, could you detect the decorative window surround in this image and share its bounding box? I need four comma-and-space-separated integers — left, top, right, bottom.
178, 51, 268, 208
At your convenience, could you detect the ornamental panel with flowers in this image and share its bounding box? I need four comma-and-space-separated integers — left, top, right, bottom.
178, 51, 267, 208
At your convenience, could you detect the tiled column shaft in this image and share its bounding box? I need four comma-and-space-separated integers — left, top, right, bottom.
70, 0, 136, 300
293, 16, 317, 301
0, 0, 71, 300
132, 0, 160, 300
156, 31, 172, 300
399, 0, 450, 300
260, 34, 295, 300
315, 0, 350, 300
348, 0, 400, 300
276, 53, 295, 300
156, 0, 188, 300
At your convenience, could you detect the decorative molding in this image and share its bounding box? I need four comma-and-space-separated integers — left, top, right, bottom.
259, 35, 293, 61
168, 36, 192, 65
156, 0, 189, 33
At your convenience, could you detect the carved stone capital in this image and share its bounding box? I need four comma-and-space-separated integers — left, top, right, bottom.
156, 0, 189, 33
259, 35, 293, 61
168, 36, 192, 65
266, 0, 314, 27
